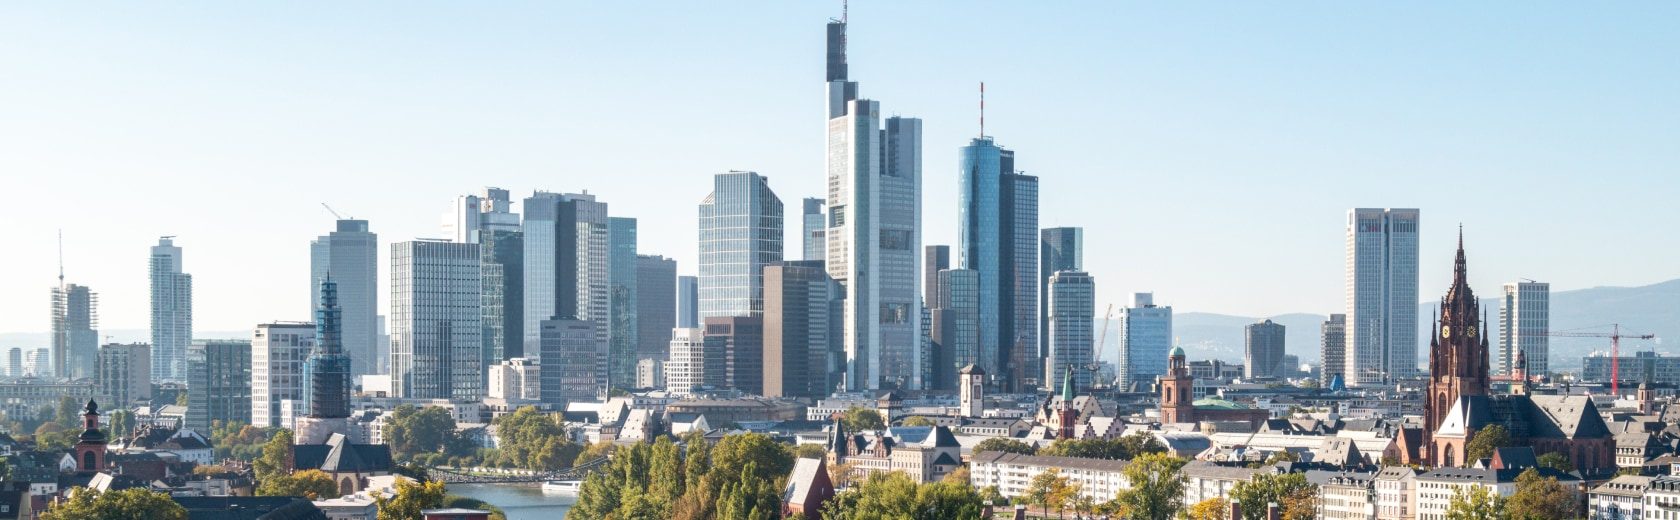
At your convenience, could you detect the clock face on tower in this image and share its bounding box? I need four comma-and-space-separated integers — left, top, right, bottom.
1442, 326, 1452, 338
1466, 327, 1477, 338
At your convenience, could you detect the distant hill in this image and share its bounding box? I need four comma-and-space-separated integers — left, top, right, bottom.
0, 329, 252, 349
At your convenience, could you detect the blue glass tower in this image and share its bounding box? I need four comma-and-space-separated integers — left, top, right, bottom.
305, 276, 351, 419
958, 137, 1039, 392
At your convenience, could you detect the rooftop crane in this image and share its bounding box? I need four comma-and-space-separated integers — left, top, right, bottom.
1526, 324, 1656, 394
1087, 303, 1115, 391
321, 203, 351, 220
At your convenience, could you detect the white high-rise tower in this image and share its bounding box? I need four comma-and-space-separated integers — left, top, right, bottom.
1499, 281, 1549, 377
1344, 208, 1420, 386
150, 237, 193, 383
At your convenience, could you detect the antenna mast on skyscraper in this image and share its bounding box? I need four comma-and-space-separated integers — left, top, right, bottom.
980, 82, 985, 138
842, 0, 847, 23
57, 229, 64, 289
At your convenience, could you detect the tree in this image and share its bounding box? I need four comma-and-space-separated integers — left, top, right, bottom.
820, 471, 984, 520
1505, 468, 1574, 520
56, 396, 81, 428
1040, 431, 1166, 460
841, 407, 884, 432
1536, 452, 1574, 473
941, 465, 971, 485
1264, 450, 1300, 465
576, 441, 616, 466
973, 438, 1037, 456
1229, 472, 1316, 520
1445, 485, 1506, 520
1024, 469, 1071, 515
41, 488, 189, 520
374, 478, 447, 520
258, 469, 340, 500
383, 405, 461, 462
900, 416, 935, 427
492, 406, 579, 470
1187, 498, 1230, 520
1115, 453, 1187, 520
254, 429, 294, 484
1465, 424, 1513, 463
795, 443, 828, 459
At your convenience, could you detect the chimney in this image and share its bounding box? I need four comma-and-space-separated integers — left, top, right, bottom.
1267, 501, 1281, 520
982, 501, 994, 518
1014, 504, 1027, 520
1229, 500, 1243, 520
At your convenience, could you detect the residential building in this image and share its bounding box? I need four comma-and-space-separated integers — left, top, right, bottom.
635, 255, 678, 365
1117, 293, 1172, 390
666, 328, 722, 395
391, 240, 482, 401
827, 420, 960, 484
1498, 281, 1549, 377
24, 348, 49, 378
51, 283, 98, 379
310, 219, 379, 378
1643, 477, 1680, 520
1040, 227, 1082, 379
1587, 475, 1651, 520
253, 322, 315, 429
764, 261, 840, 398
677, 276, 699, 328
1245, 319, 1287, 378
1582, 351, 1680, 384
539, 319, 600, 404
608, 217, 639, 390
704, 316, 764, 395
930, 268, 979, 391
186, 339, 251, 432
1322, 314, 1348, 386
1181, 462, 1262, 506
1414, 466, 1579, 520
1044, 271, 1094, 392
96, 343, 150, 407
802, 198, 826, 262
150, 236, 193, 383
7, 348, 21, 377
958, 136, 1039, 392
1317, 471, 1377, 520
487, 357, 540, 401
521, 191, 610, 391
698, 171, 784, 319
1345, 208, 1420, 386
969, 451, 1129, 503
1374, 466, 1421, 520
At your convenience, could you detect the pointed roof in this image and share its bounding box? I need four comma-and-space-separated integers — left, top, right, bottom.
1444, 226, 1475, 308
1061, 364, 1076, 401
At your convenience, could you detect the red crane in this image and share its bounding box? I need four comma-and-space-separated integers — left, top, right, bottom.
1533, 324, 1656, 394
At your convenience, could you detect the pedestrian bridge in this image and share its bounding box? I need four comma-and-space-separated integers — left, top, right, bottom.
428, 456, 610, 484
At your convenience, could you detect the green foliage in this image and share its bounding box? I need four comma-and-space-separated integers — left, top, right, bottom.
1264, 450, 1300, 465
1446, 485, 1506, 520
572, 434, 796, 520
1535, 451, 1574, 473
490, 406, 582, 471
1023, 469, 1083, 516
442, 495, 507, 520
972, 437, 1038, 456
41, 488, 188, 520
374, 478, 448, 520
257, 468, 341, 500
1506, 468, 1574, 520
253, 429, 294, 484
1040, 431, 1167, 460
1116, 453, 1187, 520
1187, 498, 1230, 520
33, 421, 79, 450
383, 405, 466, 463
795, 443, 828, 459
1466, 424, 1513, 462
1229, 472, 1316, 520
210, 420, 276, 462
56, 396, 81, 428
899, 416, 935, 427
841, 407, 885, 432
819, 471, 985, 520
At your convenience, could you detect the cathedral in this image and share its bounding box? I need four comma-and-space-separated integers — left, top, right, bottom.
1412, 232, 1615, 473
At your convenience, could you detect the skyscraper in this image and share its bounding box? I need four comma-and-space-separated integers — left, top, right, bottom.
149, 237, 193, 383
297, 277, 352, 444
924, 245, 950, 306
522, 191, 611, 391
1321, 314, 1347, 386
666, 328, 723, 395
252, 322, 314, 429
1244, 319, 1287, 378
1499, 281, 1550, 377
824, 15, 923, 390
7, 348, 22, 377
958, 136, 1039, 392
310, 219, 379, 378
1116, 292, 1172, 390
1345, 208, 1420, 386
51, 283, 98, 379
539, 318, 599, 404
677, 276, 699, 329
698, 171, 784, 319
444, 189, 525, 369
96, 343, 150, 407
1040, 227, 1083, 372
764, 261, 840, 398
930, 268, 980, 391
803, 198, 826, 262
608, 217, 639, 390
187, 339, 251, 433
25, 348, 49, 377
635, 255, 678, 365
391, 240, 482, 401
1045, 271, 1095, 393
704, 316, 764, 395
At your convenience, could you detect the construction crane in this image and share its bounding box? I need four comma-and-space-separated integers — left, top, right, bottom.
1086, 304, 1115, 391
321, 203, 350, 220
1528, 324, 1656, 394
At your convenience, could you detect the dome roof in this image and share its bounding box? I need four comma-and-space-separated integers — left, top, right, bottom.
1169, 345, 1186, 358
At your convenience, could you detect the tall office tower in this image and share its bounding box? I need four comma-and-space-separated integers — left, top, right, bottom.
297, 277, 352, 444
676, 276, 699, 328
51, 283, 99, 379
1244, 320, 1287, 378
930, 268, 980, 391
1345, 208, 1420, 386
25, 348, 49, 377
698, 171, 784, 319
538, 318, 599, 405
1040, 227, 1083, 372
666, 328, 724, 395
924, 246, 950, 306
451, 189, 527, 369
7, 348, 21, 377
608, 217, 639, 390
186, 339, 251, 433
958, 137, 1040, 391
252, 322, 315, 428
96, 343, 151, 407
1044, 271, 1095, 393
391, 240, 482, 401
149, 237, 193, 383
443, 188, 516, 244
765, 261, 841, 398
635, 255, 678, 364
1321, 314, 1347, 386
310, 220, 379, 379
522, 192, 610, 391
803, 198, 826, 262
1116, 293, 1172, 391
1499, 281, 1550, 377
704, 316, 765, 395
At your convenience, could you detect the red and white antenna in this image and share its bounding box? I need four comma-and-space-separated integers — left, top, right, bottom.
980, 82, 986, 138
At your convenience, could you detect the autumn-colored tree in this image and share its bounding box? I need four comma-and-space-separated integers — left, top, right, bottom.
1115, 453, 1186, 520
257, 469, 340, 500
373, 478, 447, 520
1230, 472, 1316, 520
41, 488, 188, 520
1505, 468, 1575, 520
1187, 498, 1230, 520
1445, 485, 1506, 520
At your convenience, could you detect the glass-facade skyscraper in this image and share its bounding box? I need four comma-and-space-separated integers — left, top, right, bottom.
677, 275, 699, 329
931, 268, 979, 390
522, 191, 611, 396
764, 260, 840, 398
1499, 281, 1549, 377
51, 283, 98, 379
1117, 292, 1172, 390
803, 198, 826, 262
1045, 271, 1094, 393
698, 171, 784, 320
608, 217, 639, 390
304, 277, 352, 420
958, 137, 1039, 391
1345, 208, 1420, 386
391, 240, 483, 401
310, 219, 378, 377
149, 237, 193, 383
1040, 227, 1083, 374
635, 255, 678, 365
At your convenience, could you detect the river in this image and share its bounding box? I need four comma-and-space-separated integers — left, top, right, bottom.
447, 483, 574, 519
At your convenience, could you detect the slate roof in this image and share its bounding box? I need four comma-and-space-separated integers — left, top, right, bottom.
291, 433, 392, 474
1490, 447, 1538, 470
782, 457, 829, 505
1591, 475, 1656, 498
174, 496, 328, 520
1434, 394, 1611, 441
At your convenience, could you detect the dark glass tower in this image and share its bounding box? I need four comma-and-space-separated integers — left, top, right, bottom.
305, 277, 351, 419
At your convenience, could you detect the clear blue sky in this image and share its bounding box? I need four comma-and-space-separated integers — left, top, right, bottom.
2, 2, 1676, 334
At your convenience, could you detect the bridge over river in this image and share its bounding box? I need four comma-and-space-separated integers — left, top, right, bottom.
428, 456, 611, 484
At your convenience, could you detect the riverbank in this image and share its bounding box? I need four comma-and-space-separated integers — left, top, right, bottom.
446, 482, 574, 520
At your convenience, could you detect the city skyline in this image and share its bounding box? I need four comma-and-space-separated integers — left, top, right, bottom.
3, 2, 1677, 337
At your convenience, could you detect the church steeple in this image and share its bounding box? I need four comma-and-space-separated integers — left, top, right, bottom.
1424, 228, 1493, 466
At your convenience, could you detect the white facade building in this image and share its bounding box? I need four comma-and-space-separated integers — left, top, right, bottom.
486, 358, 540, 401
150, 237, 193, 383
253, 322, 315, 429
1587, 474, 1651, 520
969, 452, 1129, 503
665, 328, 718, 395
1044, 271, 1095, 392
391, 240, 483, 401
1345, 208, 1420, 386
1499, 281, 1550, 377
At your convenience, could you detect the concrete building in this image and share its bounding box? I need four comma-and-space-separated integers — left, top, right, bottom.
1345, 208, 1420, 386
1587, 475, 1652, 520
1582, 351, 1680, 385
666, 328, 722, 395
969, 451, 1129, 503
704, 316, 765, 395
539, 318, 600, 405
391, 240, 482, 401
634, 358, 663, 390
802, 198, 826, 262
7, 348, 20, 377
1245, 319, 1287, 378
1117, 293, 1172, 390
1498, 281, 1549, 377
1044, 271, 1094, 392
51, 283, 99, 379
698, 171, 784, 320
677, 276, 699, 329
150, 237, 193, 383
1322, 314, 1348, 386
521, 191, 610, 391
24, 348, 49, 378
310, 219, 379, 378
96, 343, 150, 408
635, 255, 678, 366
958, 136, 1039, 392
1373, 466, 1422, 520
486, 358, 540, 401
186, 339, 251, 432
930, 268, 979, 391
1040, 227, 1082, 383
253, 322, 315, 429
764, 261, 840, 398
